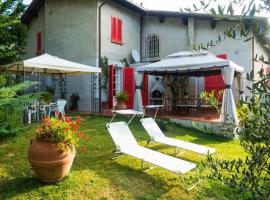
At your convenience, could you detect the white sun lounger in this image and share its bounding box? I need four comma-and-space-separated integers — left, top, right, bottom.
140, 117, 216, 155
106, 121, 200, 191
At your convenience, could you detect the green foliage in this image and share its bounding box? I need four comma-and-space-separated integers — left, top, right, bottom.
41, 91, 53, 104
0, 115, 247, 199
206, 71, 270, 199
200, 90, 223, 114
120, 58, 130, 67
100, 56, 109, 90
0, 0, 27, 65
236, 102, 250, 121
0, 74, 37, 137
171, 76, 188, 99
183, 0, 270, 57
115, 91, 129, 103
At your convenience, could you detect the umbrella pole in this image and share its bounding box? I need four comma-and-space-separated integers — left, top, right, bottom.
38, 68, 40, 93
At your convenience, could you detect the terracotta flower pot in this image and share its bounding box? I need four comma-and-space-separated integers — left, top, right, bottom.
115, 101, 127, 110
28, 139, 75, 183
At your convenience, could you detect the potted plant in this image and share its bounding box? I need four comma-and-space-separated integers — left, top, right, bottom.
115, 92, 129, 110
69, 93, 80, 111
28, 114, 82, 182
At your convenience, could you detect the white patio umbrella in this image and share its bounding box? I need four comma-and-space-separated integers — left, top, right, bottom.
1, 53, 101, 75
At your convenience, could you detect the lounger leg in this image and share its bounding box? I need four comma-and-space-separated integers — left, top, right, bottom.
180, 169, 201, 192
111, 149, 125, 160
141, 160, 145, 172
141, 160, 157, 172
145, 139, 152, 147
175, 148, 185, 156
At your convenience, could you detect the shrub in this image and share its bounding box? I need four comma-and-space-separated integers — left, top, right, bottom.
200, 90, 223, 114
115, 92, 129, 103
206, 70, 270, 199
0, 74, 38, 138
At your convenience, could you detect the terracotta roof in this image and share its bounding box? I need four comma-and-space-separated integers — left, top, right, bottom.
21, 0, 44, 24
22, 0, 268, 24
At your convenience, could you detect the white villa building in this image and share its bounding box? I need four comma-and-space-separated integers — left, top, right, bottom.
21, 0, 270, 113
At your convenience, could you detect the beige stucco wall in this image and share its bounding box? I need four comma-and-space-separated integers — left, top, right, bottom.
22, 0, 99, 112
195, 19, 253, 99
101, 1, 141, 63
23, 5, 45, 59
100, 1, 141, 102
195, 20, 252, 71
142, 16, 188, 60
253, 37, 270, 80
45, 0, 97, 65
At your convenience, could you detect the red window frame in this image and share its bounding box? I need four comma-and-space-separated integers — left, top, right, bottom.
111, 17, 122, 45
36, 32, 42, 55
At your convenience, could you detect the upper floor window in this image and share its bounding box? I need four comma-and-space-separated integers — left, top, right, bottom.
144, 34, 160, 61
111, 17, 122, 45
36, 32, 42, 55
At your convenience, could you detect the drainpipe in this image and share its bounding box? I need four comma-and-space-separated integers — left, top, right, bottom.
140, 16, 143, 62
98, 0, 110, 113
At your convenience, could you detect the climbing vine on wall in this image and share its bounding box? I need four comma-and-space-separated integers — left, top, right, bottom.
100, 56, 109, 92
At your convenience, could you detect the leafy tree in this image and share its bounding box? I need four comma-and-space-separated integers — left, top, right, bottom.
181, 0, 270, 199
0, 0, 27, 65
0, 74, 38, 137
181, 0, 270, 60
206, 70, 270, 199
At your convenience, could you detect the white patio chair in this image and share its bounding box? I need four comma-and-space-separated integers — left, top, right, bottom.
106, 121, 200, 191
48, 99, 67, 117
140, 117, 216, 155
56, 99, 67, 116
27, 100, 40, 124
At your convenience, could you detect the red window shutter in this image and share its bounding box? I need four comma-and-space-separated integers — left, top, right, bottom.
36, 32, 42, 54
123, 67, 135, 109
111, 17, 117, 42
216, 54, 227, 60
117, 19, 122, 44
142, 74, 149, 106
204, 53, 227, 101
111, 17, 122, 45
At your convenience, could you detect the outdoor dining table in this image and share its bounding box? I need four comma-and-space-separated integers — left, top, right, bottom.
175, 97, 212, 116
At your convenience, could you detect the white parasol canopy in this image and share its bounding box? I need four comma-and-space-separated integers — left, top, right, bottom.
1, 53, 101, 75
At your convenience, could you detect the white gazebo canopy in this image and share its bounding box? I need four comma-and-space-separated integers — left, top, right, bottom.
135, 51, 245, 124
137, 51, 244, 74
1, 53, 101, 75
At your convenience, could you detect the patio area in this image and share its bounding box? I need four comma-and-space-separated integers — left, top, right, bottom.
0, 115, 246, 200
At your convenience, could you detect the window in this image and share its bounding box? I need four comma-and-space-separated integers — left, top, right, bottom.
144, 34, 160, 61
111, 17, 122, 44
36, 32, 42, 55
113, 67, 121, 96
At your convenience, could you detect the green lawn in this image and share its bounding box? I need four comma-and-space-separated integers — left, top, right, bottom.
0, 115, 247, 200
